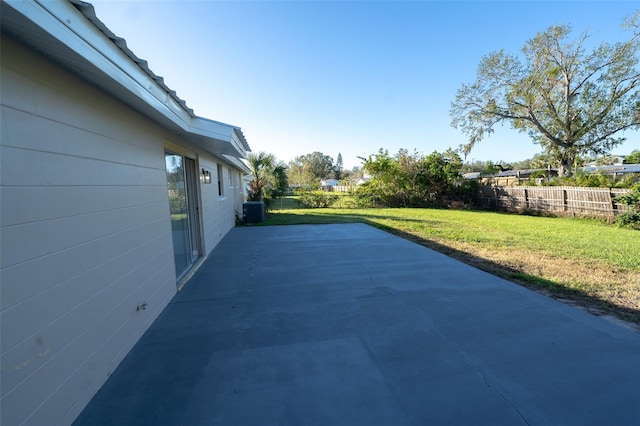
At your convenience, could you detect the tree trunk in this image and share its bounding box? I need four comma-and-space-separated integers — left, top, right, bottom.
558, 156, 575, 177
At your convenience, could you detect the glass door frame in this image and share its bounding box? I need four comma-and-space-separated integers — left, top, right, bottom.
164, 143, 204, 283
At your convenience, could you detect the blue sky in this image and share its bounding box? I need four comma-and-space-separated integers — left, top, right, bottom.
92, 0, 639, 169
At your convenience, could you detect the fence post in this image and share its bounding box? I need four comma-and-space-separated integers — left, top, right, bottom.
563, 187, 568, 213
524, 187, 529, 210
607, 189, 615, 218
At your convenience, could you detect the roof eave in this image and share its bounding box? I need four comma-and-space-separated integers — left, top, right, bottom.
1, 0, 249, 160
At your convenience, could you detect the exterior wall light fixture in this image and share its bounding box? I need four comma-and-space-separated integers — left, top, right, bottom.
202, 168, 212, 184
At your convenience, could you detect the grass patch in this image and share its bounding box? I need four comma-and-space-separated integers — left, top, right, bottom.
259, 202, 640, 325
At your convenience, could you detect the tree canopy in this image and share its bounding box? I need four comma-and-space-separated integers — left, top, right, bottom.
334, 153, 344, 180
624, 149, 640, 164
450, 11, 640, 176
288, 151, 335, 186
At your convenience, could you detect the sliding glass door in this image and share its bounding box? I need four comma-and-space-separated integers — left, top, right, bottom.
165, 152, 201, 280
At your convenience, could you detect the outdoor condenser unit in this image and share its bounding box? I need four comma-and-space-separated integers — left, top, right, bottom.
243, 201, 264, 224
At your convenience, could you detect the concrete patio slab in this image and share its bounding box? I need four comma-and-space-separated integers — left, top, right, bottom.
74, 223, 640, 425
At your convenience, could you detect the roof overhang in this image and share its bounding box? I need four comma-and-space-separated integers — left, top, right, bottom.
223, 155, 251, 175
1, 0, 251, 160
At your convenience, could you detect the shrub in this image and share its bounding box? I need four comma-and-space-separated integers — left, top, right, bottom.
617, 211, 640, 229
357, 148, 466, 208
295, 189, 339, 208
353, 182, 391, 207
451, 179, 479, 205
616, 185, 640, 229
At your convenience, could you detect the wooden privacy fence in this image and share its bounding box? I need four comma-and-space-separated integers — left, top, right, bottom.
477, 186, 632, 218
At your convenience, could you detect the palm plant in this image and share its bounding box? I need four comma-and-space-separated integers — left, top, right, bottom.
246, 152, 288, 210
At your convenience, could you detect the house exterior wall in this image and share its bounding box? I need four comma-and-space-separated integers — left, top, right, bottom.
200, 160, 241, 254
0, 35, 244, 426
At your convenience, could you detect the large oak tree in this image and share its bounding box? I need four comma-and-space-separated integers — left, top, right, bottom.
450, 12, 640, 176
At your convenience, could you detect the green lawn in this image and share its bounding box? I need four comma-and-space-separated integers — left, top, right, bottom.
260, 201, 640, 324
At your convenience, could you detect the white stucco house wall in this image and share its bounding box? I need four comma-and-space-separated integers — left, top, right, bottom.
0, 1, 251, 424
320, 178, 339, 187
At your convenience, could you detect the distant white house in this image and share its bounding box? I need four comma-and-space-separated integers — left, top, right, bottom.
1, 1, 250, 425
462, 172, 482, 180
320, 178, 339, 187
580, 164, 640, 176
584, 155, 627, 166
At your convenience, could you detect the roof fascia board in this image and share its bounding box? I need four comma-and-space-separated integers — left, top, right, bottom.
189, 117, 239, 149
188, 118, 250, 159
223, 154, 251, 174
5, 0, 248, 158
233, 128, 251, 152
20, 0, 192, 127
